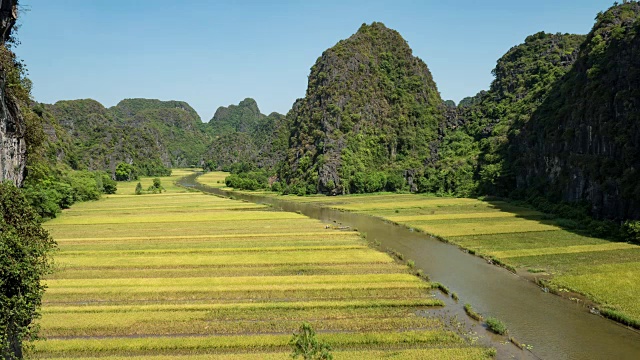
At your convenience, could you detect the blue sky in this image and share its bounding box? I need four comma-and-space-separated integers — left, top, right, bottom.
16, 0, 614, 121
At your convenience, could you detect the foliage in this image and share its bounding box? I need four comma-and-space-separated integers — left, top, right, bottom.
281, 22, 446, 195
511, 2, 640, 221
225, 169, 270, 191
622, 221, 640, 244
485, 317, 507, 335
447, 32, 586, 196
203, 99, 288, 171
443, 100, 456, 108
21, 170, 115, 219
289, 323, 333, 360
0, 182, 56, 359
135, 182, 143, 195
100, 174, 117, 194
202, 160, 217, 172
147, 178, 165, 194
114, 163, 136, 182
38, 98, 205, 179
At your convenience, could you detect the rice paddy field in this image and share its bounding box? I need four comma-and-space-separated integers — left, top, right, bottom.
205, 179, 640, 328
36, 169, 494, 359
197, 172, 229, 189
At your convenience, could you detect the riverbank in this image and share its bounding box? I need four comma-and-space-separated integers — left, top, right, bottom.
197, 172, 640, 332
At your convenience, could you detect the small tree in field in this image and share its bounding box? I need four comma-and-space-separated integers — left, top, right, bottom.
289, 323, 333, 360
135, 182, 143, 195
147, 178, 164, 194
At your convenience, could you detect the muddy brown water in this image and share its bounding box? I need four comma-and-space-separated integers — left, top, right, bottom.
180, 174, 640, 360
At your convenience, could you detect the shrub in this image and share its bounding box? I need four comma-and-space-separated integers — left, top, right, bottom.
289, 322, 333, 360
147, 178, 165, 194
486, 317, 507, 335
622, 221, 640, 244
225, 170, 270, 191
271, 181, 282, 192
386, 173, 406, 191
115, 162, 137, 181
100, 174, 117, 194
0, 183, 57, 358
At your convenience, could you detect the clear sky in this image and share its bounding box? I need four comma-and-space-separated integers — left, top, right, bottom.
16, 0, 614, 121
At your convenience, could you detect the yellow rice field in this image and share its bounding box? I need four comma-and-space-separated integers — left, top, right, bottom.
230, 181, 640, 325
36, 169, 493, 359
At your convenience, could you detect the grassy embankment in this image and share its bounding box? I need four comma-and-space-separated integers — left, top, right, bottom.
35, 169, 494, 359
198, 173, 640, 328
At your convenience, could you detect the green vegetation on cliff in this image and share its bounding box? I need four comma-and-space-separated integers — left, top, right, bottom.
43, 98, 210, 176
204, 98, 288, 171
513, 2, 640, 221
435, 32, 585, 197
280, 22, 446, 195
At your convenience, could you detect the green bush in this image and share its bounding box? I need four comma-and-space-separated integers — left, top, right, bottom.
289, 322, 333, 360
115, 162, 137, 181
23, 170, 116, 219
486, 317, 508, 335
622, 221, 640, 244
100, 174, 117, 194
225, 170, 270, 191
64, 171, 102, 202
0, 183, 57, 358
386, 173, 406, 191
271, 181, 282, 192
146, 178, 165, 194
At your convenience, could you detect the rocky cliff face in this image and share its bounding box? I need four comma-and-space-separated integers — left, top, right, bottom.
0, 0, 24, 187
444, 32, 585, 195
204, 98, 287, 170
513, 3, 640, 220
282, 22, 446, 194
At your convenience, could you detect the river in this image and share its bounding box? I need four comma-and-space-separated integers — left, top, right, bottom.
179, 173, 640, 360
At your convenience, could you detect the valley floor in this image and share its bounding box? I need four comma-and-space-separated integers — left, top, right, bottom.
35, 169, 493, 359
198, 172, 640, 329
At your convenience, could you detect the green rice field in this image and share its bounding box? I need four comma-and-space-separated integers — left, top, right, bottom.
215, 179, 640, 326
36, 169, 493, 359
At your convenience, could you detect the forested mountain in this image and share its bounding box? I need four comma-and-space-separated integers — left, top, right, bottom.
512, 2, 640, 220
7, 2, 638, 226
204, 98, 288, 170
432, 32, 586, 196
40, 98, 211, 176
280, 22, 447, 195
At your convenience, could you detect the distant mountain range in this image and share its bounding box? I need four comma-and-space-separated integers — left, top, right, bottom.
3, 2, 637, 222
